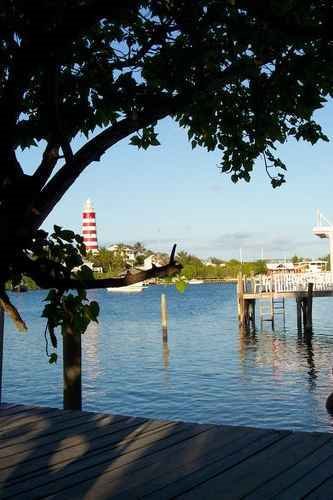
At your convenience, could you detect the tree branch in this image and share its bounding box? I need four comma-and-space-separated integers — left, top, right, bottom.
33, 45, 250, 225
33, 94, 179, 228
33, 142, 60, 189
237, 1, 333, 40
23, 244, 182, 290
32, 57, 255, 230
0, 291, 28, 332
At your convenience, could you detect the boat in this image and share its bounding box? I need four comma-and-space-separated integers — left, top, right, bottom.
188, 279, 204, 284
107, 282, 144, 293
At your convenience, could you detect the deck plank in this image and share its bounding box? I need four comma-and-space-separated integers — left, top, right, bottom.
1, 421, 210, 498
0, 411, 129, 447
244, 437, 333, 499
276, 451, 333, 499
48, 427, 273, 500
1, 404, 333, 500
0, 415, 149, 467
174, 432, 330, 499
0, 419, 173, 485
305, 475, 333, 499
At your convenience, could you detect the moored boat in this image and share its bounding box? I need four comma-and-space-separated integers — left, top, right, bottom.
107, 282, 144, 293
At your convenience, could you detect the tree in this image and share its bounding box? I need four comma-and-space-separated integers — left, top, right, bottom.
292, 255, 302, 264
133, 242, 146, 256
89, 247, 127, 274
2, 1, 333, 407
3, 0, 333, 306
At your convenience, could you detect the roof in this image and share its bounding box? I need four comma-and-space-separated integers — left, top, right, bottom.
266, 262, 295, 271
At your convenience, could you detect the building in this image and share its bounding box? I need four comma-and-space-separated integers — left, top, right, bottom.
82, 199, 98, 253
107, 244, 136, 265
266, 262, 296, 274
295, 260, 327, 273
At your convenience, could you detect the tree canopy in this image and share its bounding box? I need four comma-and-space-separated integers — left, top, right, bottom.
1, 0, 333, 332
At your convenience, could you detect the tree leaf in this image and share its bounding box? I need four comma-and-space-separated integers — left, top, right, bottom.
49, 353, 58, 364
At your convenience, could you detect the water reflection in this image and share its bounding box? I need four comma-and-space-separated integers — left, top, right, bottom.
162, 341, 169, 370
83, 322, 101, 382
297, 330, 318, 391
239, 324, 319, 390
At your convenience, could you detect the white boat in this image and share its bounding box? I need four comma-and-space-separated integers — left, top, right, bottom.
188, 279, 204, 284
107, 282, 144, 293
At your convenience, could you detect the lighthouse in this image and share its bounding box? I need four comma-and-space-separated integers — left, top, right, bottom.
82, 199, 98, 253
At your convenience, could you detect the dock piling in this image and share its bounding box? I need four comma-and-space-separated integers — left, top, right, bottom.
248, 299, 256, 328
305, 282, 313, 331
237, 273, 245, 327
296, 297, 302, 331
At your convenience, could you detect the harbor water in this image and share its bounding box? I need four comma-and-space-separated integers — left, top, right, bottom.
3, 284, 333, 432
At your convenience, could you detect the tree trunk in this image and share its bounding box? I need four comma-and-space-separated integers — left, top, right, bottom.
0, 307, 4, 404
63, 323, 82, 410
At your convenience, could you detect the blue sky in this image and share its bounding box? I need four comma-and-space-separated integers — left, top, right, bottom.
19, 101, 333, 260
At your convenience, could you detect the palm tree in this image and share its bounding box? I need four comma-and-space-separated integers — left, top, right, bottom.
133, 242, 146, 255
177, 251, 190, 265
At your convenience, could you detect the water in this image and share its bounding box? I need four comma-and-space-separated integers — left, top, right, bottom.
3, 284, 333, 433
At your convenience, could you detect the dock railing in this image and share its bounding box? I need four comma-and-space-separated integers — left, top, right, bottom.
247, 272, 333, 294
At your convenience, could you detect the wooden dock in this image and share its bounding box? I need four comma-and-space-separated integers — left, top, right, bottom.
237, 271, 333, 330
1, 404, 333, 498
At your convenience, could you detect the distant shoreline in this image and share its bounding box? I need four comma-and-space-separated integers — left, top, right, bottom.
8, 277, 238, 292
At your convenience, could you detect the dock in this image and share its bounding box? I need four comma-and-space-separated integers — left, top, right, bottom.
2, 403, 333, 498
237, 271, 333, 330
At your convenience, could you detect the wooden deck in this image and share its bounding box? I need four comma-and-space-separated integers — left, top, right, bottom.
1, 405, 333, 498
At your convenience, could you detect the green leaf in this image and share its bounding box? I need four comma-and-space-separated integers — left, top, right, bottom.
59, 229, 75, 242
89, 301, 100, 321
75, 235, 84, 244
44, 289, 58, 302
49, 353, 58, 364
77, 265, 94, 280
129, 135, 142, 147
175, 279, 188, 293
53, 225, 62, 234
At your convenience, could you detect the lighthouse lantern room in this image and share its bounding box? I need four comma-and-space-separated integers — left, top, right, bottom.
82, 199, 98, 253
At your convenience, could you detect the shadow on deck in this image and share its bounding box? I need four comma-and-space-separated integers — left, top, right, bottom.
1, 403, 333, 499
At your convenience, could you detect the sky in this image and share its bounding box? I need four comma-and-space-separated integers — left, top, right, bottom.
18, 101, 333, 261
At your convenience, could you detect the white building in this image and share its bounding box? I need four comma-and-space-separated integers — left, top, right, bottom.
266, 262, 295, 273
107, 244, 136, 264
141, 254, 167, 270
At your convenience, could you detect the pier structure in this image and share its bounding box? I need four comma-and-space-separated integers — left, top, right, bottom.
237, 271, 333, 331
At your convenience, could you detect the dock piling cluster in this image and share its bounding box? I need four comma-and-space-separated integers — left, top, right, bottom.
237, 272, 315, 332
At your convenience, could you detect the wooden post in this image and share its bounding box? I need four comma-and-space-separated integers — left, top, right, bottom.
160, 293, 168, 343
237, 272, 245, 327
305, 282, 313, 331
301, 298, 307, 331
0, 307, 4, 404
244, 299, 250, 328
243, 276, 247, 294
63, 324, 82, 411
248, 299, 256, 327
296, 297, 302, 332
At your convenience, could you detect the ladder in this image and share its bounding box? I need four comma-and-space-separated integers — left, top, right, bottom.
259, 297, 285, 328
272, 297, 285, 317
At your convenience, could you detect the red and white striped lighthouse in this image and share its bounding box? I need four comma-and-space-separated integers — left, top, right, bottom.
82, 199, 98, 253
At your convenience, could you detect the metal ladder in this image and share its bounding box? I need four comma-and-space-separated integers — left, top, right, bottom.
259, 297, 285, 328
